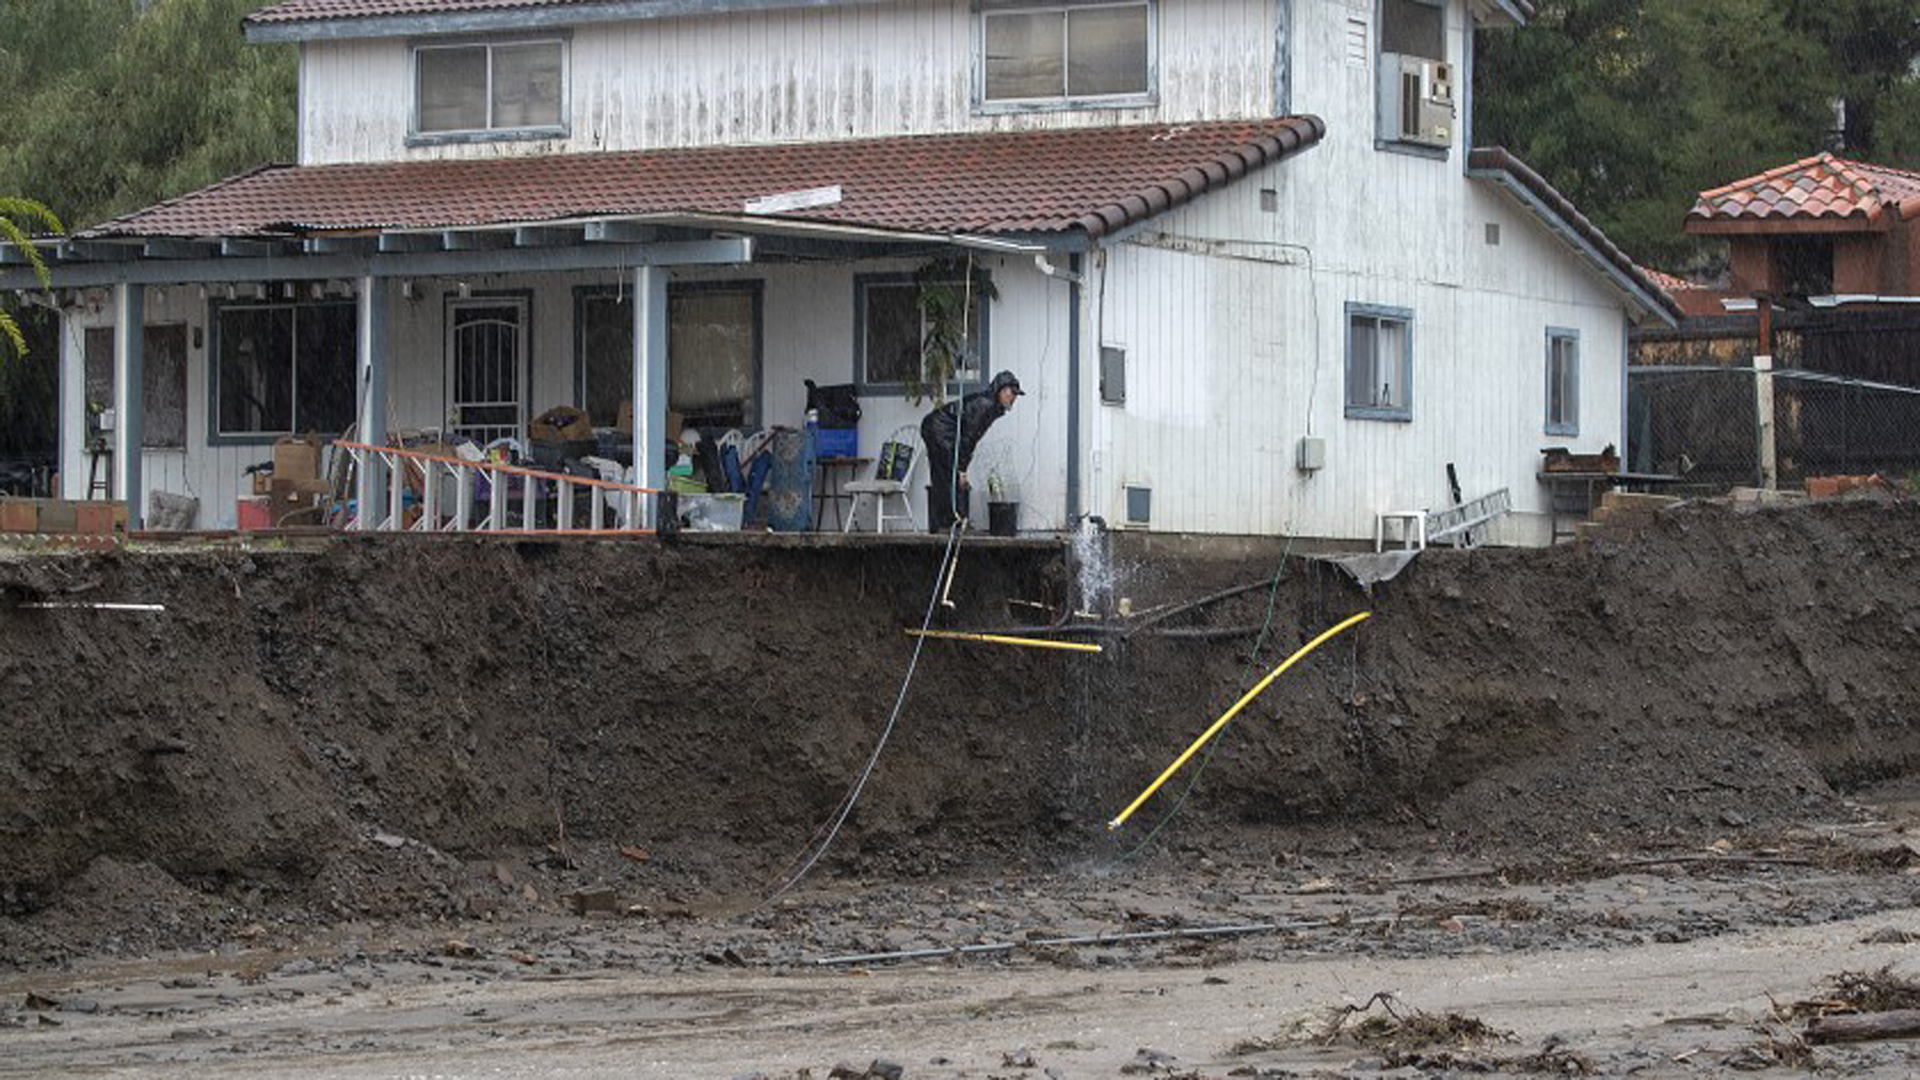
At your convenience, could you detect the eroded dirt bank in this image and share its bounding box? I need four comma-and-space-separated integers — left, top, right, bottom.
3, 501, 1920, 966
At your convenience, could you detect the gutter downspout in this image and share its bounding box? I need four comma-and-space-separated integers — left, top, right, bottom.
1065, 253, 1084, 524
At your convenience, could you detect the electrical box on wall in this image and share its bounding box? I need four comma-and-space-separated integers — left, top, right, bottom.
1296, 436, 1325, 472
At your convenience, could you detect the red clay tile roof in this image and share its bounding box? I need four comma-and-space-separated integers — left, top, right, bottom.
247, 0, 590, 23
1688, 153, 1920, 227
1637, 266, 1695, 293
84, 118, 1325, 241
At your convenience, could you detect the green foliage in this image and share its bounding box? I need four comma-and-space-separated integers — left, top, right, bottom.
0, 0, 296, 230
908, 258, 999, 406
0, 197, 62, 359
1477, 0, 1839, 271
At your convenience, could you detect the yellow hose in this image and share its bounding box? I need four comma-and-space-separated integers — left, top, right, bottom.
1108, 610, 1372, 830
904, 629, 1104, 653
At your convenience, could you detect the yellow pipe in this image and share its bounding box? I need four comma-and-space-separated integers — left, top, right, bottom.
1107, 610, 1372, 830
905, 629, 1104, 654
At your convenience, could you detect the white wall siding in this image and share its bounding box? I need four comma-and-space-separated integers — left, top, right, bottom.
298, 0, 1282, 164
1086, 150, 1635, 544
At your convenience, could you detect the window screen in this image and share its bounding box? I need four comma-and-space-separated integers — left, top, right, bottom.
857, 277, 985, 388
82, 325, 188, 448
983, 2, 1151, 102
416, 40, 563, 135
578, 286, 761, 430
1546, 331, 1579, 435
215, 302, 355, 438
1381, 0, 1444, 60
1346, 306, 1412, 419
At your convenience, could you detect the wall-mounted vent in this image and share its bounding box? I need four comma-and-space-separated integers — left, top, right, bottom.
1345, 17, 1369, 67
1485, 222, 1501, 246
1100, 345, 1127, 405
1124, 484, 1152, 527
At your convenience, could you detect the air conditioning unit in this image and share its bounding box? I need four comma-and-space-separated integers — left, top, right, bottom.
1382, 54, 1454, 148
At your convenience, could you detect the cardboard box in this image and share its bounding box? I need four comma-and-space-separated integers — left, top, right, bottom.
252, 470, 274, 495
614, 402, 682, 441
267, 477, 332, 526
273, 436, 322, 483
530, 406, 594, 444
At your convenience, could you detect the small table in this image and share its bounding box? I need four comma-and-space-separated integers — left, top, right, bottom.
812, 456, 870, 531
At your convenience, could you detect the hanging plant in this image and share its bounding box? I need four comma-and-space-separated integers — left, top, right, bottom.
907, 256, 998, 405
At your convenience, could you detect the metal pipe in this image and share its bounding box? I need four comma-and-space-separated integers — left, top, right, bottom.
904, 629, 1103, 654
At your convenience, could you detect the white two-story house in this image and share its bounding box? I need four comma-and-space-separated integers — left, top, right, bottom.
7, 0, 1675, 539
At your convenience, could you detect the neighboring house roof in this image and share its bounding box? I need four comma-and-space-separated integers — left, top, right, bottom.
1687, 153, 1920, 233
83, 117, 1325, 243
1467, 147, 1680, 326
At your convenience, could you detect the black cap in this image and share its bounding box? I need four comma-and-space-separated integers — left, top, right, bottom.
990, 370, 1026, 396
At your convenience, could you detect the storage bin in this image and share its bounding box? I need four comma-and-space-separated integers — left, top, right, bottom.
680, 492, 745, 531
814, 427, 858, 458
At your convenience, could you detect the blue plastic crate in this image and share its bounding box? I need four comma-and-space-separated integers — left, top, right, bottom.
813, 426, 858, 458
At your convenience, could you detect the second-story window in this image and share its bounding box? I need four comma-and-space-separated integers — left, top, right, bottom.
414, 39, 566, 139
980, 1, 1153, 108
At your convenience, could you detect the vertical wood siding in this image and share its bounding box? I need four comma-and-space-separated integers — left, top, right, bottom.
298, 0, 1280, 163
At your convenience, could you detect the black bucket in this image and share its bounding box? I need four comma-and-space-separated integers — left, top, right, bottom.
987, 501, 1018, 537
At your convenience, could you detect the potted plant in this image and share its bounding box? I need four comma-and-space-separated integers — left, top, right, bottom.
906, 257, 998, 406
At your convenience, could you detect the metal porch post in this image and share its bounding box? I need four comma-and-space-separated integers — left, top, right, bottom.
630, 265, 668, 527
111, 282, 144, 527
355, 275, 389, 529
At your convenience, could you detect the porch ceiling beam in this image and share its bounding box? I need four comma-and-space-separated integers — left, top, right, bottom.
376, 233, 446, 253
221, 237, 296, 259
0, 237, 756, 290
306, 236, 378, 255
514, 225, 584, 248
142, 239, 221, 260
583, 220, 662, 244
57, 240, 135, 263
442, 230, 515, 251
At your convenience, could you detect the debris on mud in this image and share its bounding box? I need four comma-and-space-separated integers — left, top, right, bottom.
1319, 992, 1513, 1052
1790, 965, 1920, 1019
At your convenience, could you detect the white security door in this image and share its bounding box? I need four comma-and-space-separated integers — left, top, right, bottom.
447, 298, 529, 445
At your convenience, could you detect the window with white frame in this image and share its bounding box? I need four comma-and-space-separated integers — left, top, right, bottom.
1345, 303, 1413, 420
1545, 328, 1579, 435
855, 273, 989, 392
414, 39, 565, 138
980, 1, 1152, 106
213, 300, 357, 439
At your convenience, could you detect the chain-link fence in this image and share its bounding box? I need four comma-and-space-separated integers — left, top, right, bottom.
1627, 365, 1920, 493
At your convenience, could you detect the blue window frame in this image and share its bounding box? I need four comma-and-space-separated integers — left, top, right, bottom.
1545, 327, 1580, 436
206, 297, 358, 445
1344, 302, 1413, 421
853, 271, 991, 397
409, 35, 569, 146
974, 0, 1157, 114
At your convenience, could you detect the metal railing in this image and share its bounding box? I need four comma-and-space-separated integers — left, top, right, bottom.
334, 441, 658, 535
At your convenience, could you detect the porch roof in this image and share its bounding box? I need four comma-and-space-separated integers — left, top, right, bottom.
79, 117, 1323, 245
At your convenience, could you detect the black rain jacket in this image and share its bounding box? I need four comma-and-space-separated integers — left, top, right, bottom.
920, 374, 1015, 471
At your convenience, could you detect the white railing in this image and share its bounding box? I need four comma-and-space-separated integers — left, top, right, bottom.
334, 441, 659, 535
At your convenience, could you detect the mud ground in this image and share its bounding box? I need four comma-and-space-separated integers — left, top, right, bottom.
5, 500, 1920, 1075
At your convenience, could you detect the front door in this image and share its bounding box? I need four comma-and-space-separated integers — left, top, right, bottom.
447, 298, 528, 445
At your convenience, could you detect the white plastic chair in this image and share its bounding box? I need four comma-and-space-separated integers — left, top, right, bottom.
842, 424, 922, 533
